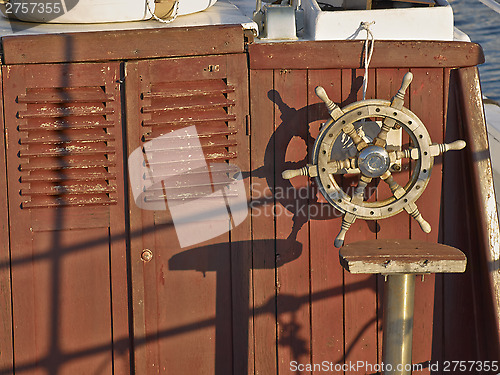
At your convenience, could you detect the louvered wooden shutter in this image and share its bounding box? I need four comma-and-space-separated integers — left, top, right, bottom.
139, 57, 239, 169
16, 85, 117, 208
141, 78, 238, 157
3, 62, 130, 375
127, 54, 250, 375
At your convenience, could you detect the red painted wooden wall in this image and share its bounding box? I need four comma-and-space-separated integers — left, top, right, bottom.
247, 41, 499, 374
0, 25, 496, 375
249, 65, 445, 375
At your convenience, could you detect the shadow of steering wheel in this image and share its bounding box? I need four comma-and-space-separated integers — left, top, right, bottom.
251, 83, 378, 240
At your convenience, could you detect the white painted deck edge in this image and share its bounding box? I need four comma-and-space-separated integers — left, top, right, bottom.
484, 101, 500, 216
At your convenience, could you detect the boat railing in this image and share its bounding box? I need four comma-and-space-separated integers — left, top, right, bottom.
478, 0, 500, 14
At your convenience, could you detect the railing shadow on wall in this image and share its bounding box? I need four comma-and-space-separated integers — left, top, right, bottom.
254, 83, 382, 371
0, 224, 384, 375
4, 66, 453, 375
3, 80, 493, 373
0, 80, 385, 375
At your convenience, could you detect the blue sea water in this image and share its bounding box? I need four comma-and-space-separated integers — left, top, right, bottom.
449, 0, 500, 102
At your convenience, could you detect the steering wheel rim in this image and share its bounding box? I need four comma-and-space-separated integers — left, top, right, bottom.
312, 99, 434, 220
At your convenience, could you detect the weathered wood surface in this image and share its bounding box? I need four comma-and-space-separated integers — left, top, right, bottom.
273, 68, 312, 375
0, 67, 13, 375
440, 68, 483, 364
456, 67, 500, 359
458, 67, 500, 317
409, 66, 444, 373
307, 69, 345, 372
341, 68, 379, 374
249, 41, 485, 70
227, 53, 254, 375
339, 239, 467, 274
1, 25, 245, 64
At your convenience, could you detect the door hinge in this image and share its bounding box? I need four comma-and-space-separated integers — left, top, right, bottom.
245, 114, 251, 136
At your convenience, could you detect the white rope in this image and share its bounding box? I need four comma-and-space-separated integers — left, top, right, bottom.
146, 0, 180, 24
360, 21, 375, 101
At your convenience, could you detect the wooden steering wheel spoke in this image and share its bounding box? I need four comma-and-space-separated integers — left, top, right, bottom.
326, 157, 358, 174
390, 148, 418, 161
342, 123, 369, 151
390, 72, 413, 110
372, 118, 396, 148
404, 201, 432, 233
282, 164, 318, 180
315, 86, 344, 121
380, 171, 406, 199
352, 175, 372, 204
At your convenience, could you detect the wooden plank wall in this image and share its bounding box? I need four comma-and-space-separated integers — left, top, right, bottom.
249, 64, 448, 374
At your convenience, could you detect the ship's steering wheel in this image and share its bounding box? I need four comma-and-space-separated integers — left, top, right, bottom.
283, 72, 466, 247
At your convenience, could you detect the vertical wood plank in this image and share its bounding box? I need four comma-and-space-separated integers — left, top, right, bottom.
250, 69, 278, 375
273, 69, 311, 373
375, 68, 411, 365
409, 68, 444, 373
124, 60, 151, 375
458, 67, 500, 357
442, 69, 480, 363
429, 67, 456, 373
126, 59, 161, 375
106, 62, 131, 375
2, 65, 38, 375
227, 53, 254, 375
341, 68, 378, 373
308, 69, 345, 371
0, 67, 14, 375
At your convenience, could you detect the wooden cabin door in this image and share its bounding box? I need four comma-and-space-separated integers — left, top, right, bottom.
2, 62, 130, 375
125, 53, 251, 375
